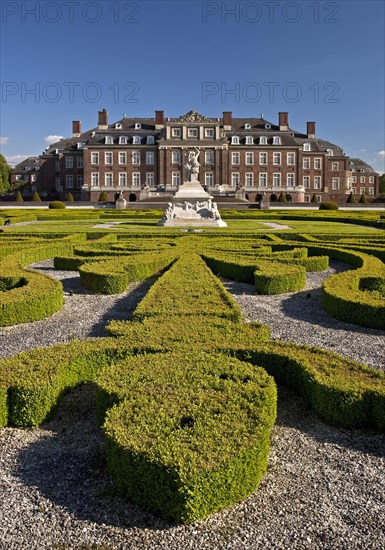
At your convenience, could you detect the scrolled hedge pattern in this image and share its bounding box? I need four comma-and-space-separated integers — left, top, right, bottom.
0, 223, 384, 522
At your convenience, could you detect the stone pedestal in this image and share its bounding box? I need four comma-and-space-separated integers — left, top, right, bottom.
115, 194, 126, 209
158, 181, 227, 227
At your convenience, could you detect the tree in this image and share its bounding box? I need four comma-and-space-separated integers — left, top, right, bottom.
32, 191, 42, 202
15, 190, 24, 202
359, 193, 368, 204
0, 154, 12, 193
311, 194, 318, 203
67, 192, 74, 202
379, 174, 385, 195
277, 191, 287, 203
346, 192, 357, 204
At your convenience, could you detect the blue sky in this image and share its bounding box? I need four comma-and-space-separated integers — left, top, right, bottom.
1, 0, 384, 173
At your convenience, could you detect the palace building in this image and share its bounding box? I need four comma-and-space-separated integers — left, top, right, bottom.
34, 109, 379, 203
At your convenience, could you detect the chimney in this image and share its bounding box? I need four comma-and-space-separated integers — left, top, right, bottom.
72, 120, 81, 137
307, 121, 316, 139
155, 110, 164, 128
279, 112, 289, 131
98, 109, 108, 129
223, 111, 232, 130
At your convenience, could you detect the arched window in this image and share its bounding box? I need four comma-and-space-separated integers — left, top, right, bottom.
273, 136, 281, 145
146, 136, 155, 144
245, 136, 254, 145
105, 136, 113, 145
303, 143, 311, 151
231, 136, 239, 145
119, 136, 127, 145
133, 136, 141, 144
259, 136, 267, 145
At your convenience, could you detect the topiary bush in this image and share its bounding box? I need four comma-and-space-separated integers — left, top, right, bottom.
67, 192, 74, 203
99, 192, 108, 203
359, 193, 368, 204
311, 194, 318, 204
346, 192, 357, 204
32, 191, 42, 202
277, 192, 287, 203
15, 190, 24, 203
319, 201, 339, 210
49, 200, 66, 209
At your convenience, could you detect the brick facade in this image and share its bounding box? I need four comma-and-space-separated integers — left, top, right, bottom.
34, 110, 379, 203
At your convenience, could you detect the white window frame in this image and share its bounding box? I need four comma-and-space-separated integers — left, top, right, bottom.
105, 172, 113, 186
360, 186, 365, 195
259, 173, 267, 187
172, 171, 180, 187
172, 128, 181, 137
205, 128, 214, 138
119, 172, 127, 186
245, 172, 254, 186
360, 176, 365, 183
273, 173, 281, 186
91, 152, 99, 165
245, 152, 254, 165
332, 177, 340, 190
205, 150, 214, 164
314, 176, 321, 190
231, 136, 239, 145
146, 151, 154, 165
132, 172, 141, 187
132, 151, 141, 165
246, 136, 254, 145
303, 176, 310, 189
260, 136, 267, 145
231, 152, 240, 165
273, 152, 281, 165
172, 150, 181, 164
259, 152, 268, 165
273, 136, 281, 145
133, 136, 141, 145
146, 136, 155, 145
205, 172, 214, 186
146, 172, 154, 186
369, 187, 374, 195
188, 128, 198, 138
287, 153, 295, 165
119, 152, 127, 165
105, 136, 113, 145
91, 172, 99, 186
65, 156, 73, 168
332, 162, 339, 171
231, 172, 240, 187
119, 136, 127, 145
66, 175, 73, 188
314, 158, 321, 169
369, 176, 374, 183
303, 143, 311, 151
105, 152, 113, 165
303, 158, 311, 169
287, 173, 295, 186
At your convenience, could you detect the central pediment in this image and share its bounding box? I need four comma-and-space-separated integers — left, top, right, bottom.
175, 110, 212, 123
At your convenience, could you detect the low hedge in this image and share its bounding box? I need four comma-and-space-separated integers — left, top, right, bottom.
78, 252, 176, 294
97, 351, 277, 523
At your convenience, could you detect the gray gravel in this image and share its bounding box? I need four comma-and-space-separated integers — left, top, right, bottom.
0, 260, 384, 549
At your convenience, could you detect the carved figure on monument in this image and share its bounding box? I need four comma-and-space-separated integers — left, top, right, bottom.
212, 201, 220, 220
185, 148, 200, 182
163, 202, 174, 220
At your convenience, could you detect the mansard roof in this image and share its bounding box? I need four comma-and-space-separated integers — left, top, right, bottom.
349, 158, 378, 174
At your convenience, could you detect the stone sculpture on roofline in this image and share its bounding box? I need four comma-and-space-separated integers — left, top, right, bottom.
158, 148, 227, 227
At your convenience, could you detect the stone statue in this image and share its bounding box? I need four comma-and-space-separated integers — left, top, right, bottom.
185, 148, 200, 182
163, 202, 174, 220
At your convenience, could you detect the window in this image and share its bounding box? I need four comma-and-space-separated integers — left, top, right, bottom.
105, 152, 113, 165
119, 136, 127, 145
304, 195, 310, 203
119, 173, 127, 186
115, 123, 122, 129
77, 157, 83, 168
246, 152, 254, 165
245, 173, 254, 186
55, 177, 61, 190
360, 186, 365, 195
119, 152, 127, 165
303, 158, 310, 169
172, 172, 180, 186
146, 136, 155, 145
352, 187, 356, 195
316, 195, 322, 203
352, 176, 357, 183
259, 173, 267, 187
133, 136, 141, 144
314, 158, 321, 169
105, 136, 113, 145
205, 128, 214, 138
360, 176, 365, 183
66, 175, 73, 188
231, 152, 240, 165
55, 161, 60, 171
231, 172, 240, 187
172, 150, 181, 164
132, 172, 141, 186
369, 187, 374, 195
246, 136, 254, 145
259, 152, 267, 165
332, 162, 339, 171
231, 136, 239, 145
332, 177, 340, 190
273, 173, 281, 186
314, 176, 321, 189
205, 172, 214, 186
303, 143, 311, 151
273, 152, 281, 165
146, 152, 154, 165
260, 136, 267, 145
265, 123, 271, 129
245, 123, 251, 129
91, 172, 99, 186
287, 173, 295, 186
188, 128, 198, 137
146, 172, 154, 185
65, 157, 73, 168
326, 148, 333, 156
273, 136, 281, 145
77, 175, 83, 187
205, 150, 214, 164
91, 152, 99, 165
132, 152, 140, 165
369, 176, 374, 183
105, 173, 113, 186
135, 123, 141, 129
303, 176, 310, 189
172, 128, 181, 137
287, 153, 295, 165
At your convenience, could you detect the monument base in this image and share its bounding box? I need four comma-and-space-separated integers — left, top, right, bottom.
158, 180, 227, 228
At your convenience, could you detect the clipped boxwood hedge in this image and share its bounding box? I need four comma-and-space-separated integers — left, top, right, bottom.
97, 351, 277, 523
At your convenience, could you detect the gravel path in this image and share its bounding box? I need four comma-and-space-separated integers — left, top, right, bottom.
0, 260, 384, 549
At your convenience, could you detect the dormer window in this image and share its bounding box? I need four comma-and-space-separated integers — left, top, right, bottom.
231, 136, 240, 145
105, 136, 113, 145
119, 136, 127, 145
259, 136, 267, 145
115, 123, 122, 129
135, 123, 141, 130
76, 142, 84, 150
303, 143, 311, 151
146, 136, 155, 144
273, 136, 281, 145
326, 148, 333, 156
245, 136, 254, 145
245, 123, 251, 129
133, 136, 141, 144
265, 123, 271, 129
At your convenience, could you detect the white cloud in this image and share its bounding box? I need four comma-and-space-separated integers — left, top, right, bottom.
377, 150, 385, 157
44, 135, 64, 145
0, 137, 10, 145
6, 154, 34, 167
